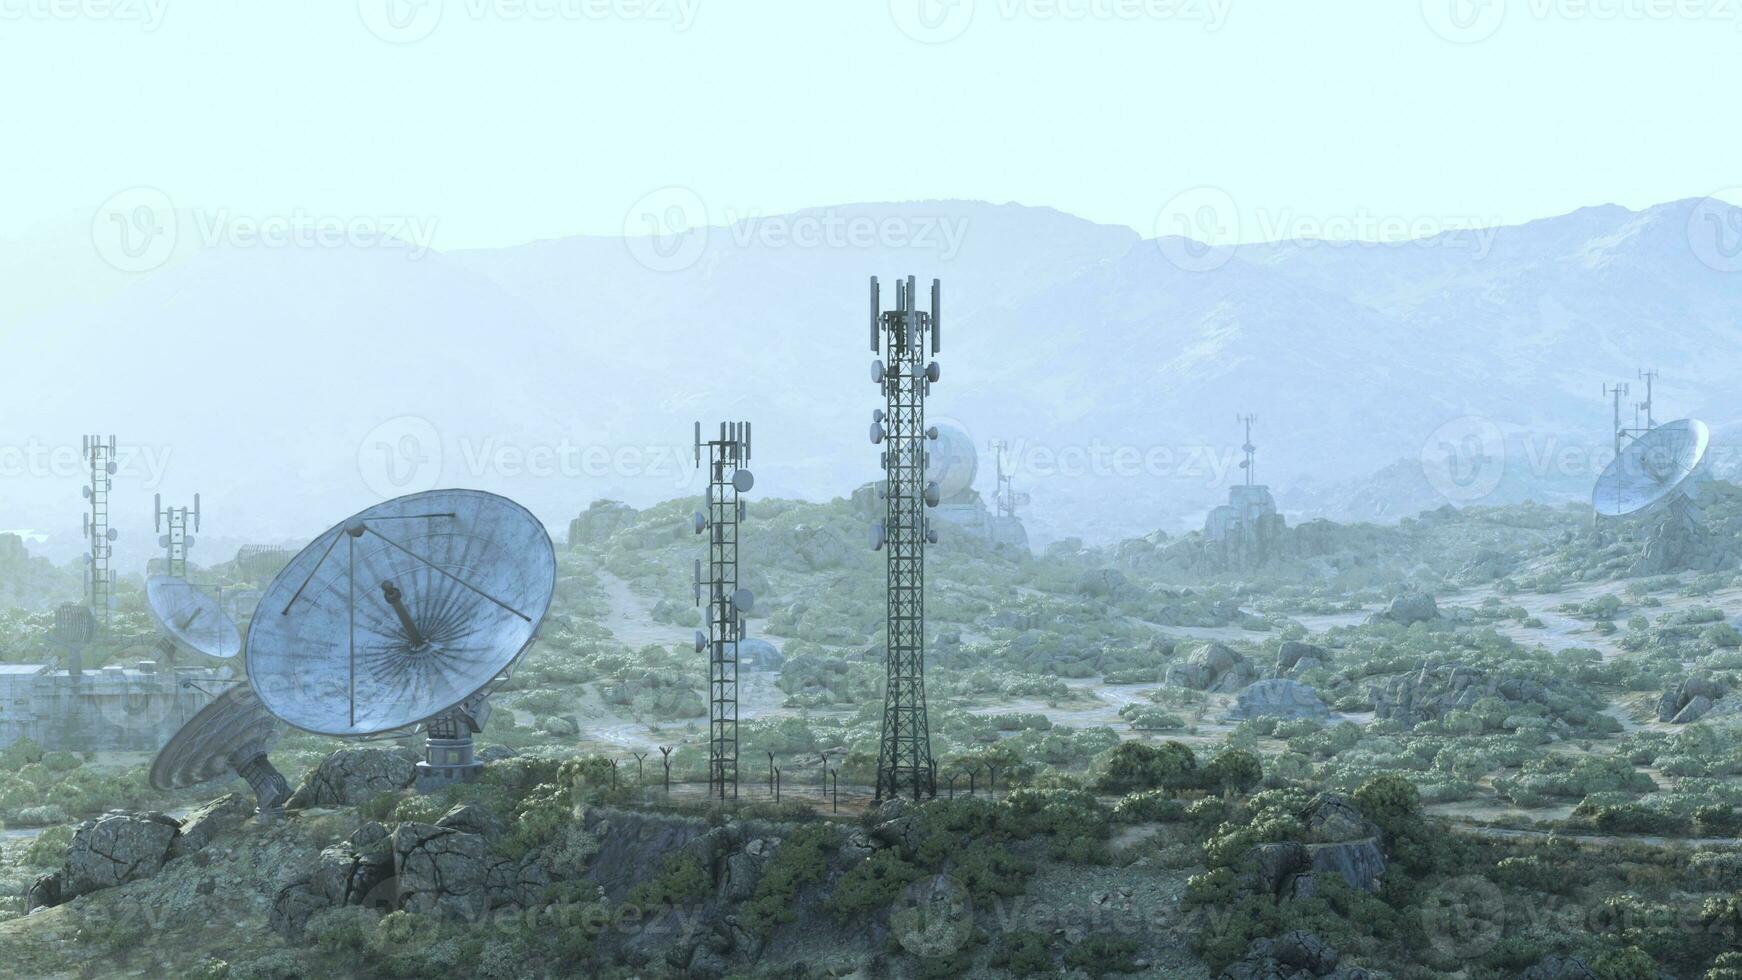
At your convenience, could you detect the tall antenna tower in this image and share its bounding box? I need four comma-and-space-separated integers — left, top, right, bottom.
693, 421, 754, 802
154, 493, 201, 580
1604, 382, 1631, 458
991, 439, 1021, 519
868, 275, 942, 803
1636, 368, 1658, 433
1237, 414, 1258, 486
81, 434, 118, 629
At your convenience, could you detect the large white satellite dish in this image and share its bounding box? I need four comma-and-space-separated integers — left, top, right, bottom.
245, 489, 555, 738
1593, 418, 1710, 519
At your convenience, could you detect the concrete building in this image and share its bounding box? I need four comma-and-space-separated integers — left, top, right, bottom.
0, 662, 220, 751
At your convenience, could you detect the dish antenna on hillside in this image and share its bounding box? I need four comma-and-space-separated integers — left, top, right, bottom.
150, 683, 291, 817
245, 489, 555, 792
693, 421, 753, 801
81, 434, 118, 629
155, 493, 201, 580
1592, 418, 1710, 520
147, 575, 244, 663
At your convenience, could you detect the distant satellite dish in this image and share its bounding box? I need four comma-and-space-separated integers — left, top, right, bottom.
51, 603, 95, 651
870, 422, 886, 445
870, 521, 885, 551
925, 422, 978, 500
732, 470, 754, 493
105, 528, 118, 542
694, 630, 707, 652
730, 588, 754, 614
147, 575, 243, 659
245, 489, 556, 737
693, 511, 707, 534
149, 683, 290, 815
871, 360, 886, 384
1593, 418, 1711, 519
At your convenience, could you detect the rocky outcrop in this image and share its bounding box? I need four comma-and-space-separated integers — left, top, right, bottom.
1275, 641, 1328, 678
1245, 795, 1388, 903
1370, 660, 1552, 730
1658, 676, 1727, 723
567, 499, 638, 547
287, 747, 416, 808
1165, 642, 1257, 693
1366, 592, 1439, 626
1631, 497, 1729, 576
65, 811, 181, 897
1516, 954, 1598, 980
1220, 930, 1383, 979
169, 793, 256, 858
392, 822, 509, 921
1228, 680, 1331, 721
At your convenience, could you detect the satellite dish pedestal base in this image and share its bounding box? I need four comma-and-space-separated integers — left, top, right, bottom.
415, 736, 484, 794
236, 752, 292, 816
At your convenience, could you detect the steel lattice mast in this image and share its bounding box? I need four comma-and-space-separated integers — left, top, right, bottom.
693, 421, 754, 801
81, 434, 118, 630
868, 275, 942, 803
154, 493, 201, 579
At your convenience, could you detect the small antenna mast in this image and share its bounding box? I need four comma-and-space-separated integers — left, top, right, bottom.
1237, 414, 1258, 487
1603, 382, 1631, 458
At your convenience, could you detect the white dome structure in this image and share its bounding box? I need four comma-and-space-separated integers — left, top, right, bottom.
926, 422, 978, 502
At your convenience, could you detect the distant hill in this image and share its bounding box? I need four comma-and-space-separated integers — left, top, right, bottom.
4, 197, 1739, 562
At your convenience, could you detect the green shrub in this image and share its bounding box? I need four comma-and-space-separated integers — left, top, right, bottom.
743, 823, 835, 934
829, 848, 922, 922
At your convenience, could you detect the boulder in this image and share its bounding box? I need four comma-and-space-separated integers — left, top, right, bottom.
1277, 641, 1328, 675
1516, 955, 1599, 980
1299, 794, 1379, 844
392, 822, 510, 922
1221, 930, 1352, 979
1672, 694, 1714, 725
60, 811, 182, 901
1250, 842, 1308, 896
24, 871, 62, 913
1367, 593, 1439, 626
1306, 840, 1386, 894
288, 747, 416, 808
312, 842, 395, 909
1077, 568, 1129, 598
791, 524, 850, 570
1165, 642, 1257, 693
169, 793, 256, 858
438, 803, 507, 841
1229, 680, 1332, 721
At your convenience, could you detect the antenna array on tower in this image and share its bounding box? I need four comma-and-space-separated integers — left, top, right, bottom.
81, 434, 118, 629
155, 492, 202, 580
693, 421, 754, 801
868, 275, 943, 803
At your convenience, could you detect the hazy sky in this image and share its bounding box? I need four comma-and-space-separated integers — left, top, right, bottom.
3, 0, 1739, 250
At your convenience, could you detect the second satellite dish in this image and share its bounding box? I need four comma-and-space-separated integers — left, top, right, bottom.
1593, 418, 1710, 519
245, 489, 556, 737
147, 576, 244, 660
